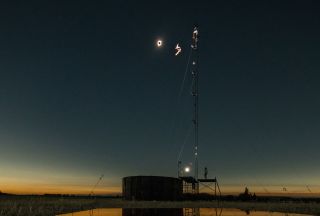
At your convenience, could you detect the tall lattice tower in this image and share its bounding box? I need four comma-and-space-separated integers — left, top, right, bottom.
191, 26, 199, 193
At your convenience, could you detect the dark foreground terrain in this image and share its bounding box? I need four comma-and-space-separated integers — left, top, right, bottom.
0, 196, 320, 216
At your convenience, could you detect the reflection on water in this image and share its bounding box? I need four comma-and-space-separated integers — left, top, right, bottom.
57, 208, 310, 216
123, 208, 183, 216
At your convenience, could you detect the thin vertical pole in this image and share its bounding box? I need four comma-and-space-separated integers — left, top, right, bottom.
215, 178, 217, 198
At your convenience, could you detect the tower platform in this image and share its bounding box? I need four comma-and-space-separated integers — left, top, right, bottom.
179, 176, 221, 198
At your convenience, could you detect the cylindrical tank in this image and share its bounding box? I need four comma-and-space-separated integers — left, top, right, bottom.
122, 176, 183, 201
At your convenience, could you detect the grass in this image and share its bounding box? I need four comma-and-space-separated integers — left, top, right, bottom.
0, 196, 319, 216
0, 196, 96, 216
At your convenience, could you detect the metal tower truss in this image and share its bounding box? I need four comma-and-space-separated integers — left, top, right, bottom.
178, 26, 221, 200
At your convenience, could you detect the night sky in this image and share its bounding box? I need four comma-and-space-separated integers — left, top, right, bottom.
0, 0, 320, 195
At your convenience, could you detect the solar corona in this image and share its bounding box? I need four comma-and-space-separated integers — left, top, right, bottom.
156, 39, 162, 47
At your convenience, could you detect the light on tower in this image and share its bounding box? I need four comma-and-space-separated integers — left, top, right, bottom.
184, 166, 190, 173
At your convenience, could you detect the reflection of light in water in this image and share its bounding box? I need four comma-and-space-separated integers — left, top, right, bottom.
57, 208, 122, 216
57, 208, 311, 216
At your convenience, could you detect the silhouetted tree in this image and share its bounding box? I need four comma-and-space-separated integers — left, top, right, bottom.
244, 187, 249, 196
239, 187, 256, 201
252, 193, 257, 200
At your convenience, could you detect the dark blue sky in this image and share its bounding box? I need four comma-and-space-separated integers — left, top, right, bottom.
0, 0, 319, 194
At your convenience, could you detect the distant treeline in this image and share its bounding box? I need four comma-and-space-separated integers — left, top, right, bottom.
182, 192, 320, 203
0, 192, 121, 199
1, 191, 319, 203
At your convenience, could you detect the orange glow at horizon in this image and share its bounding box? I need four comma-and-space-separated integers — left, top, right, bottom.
1, 165, 319, 196
0, 164, 122, 195
1, 183, 121, 195
0, 174, 121, 195
1, 181, 320, 197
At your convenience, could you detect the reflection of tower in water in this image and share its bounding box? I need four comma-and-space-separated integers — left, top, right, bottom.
184, 208, 223, 216
122, 208, 223, 216
184, 208, 200, 216
122, 208, 183, 216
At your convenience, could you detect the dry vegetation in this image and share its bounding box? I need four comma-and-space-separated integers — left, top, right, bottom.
0, 196, 96, 216
0, 196, 319, 216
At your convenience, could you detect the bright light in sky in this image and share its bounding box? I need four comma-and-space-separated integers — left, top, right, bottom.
156, 39, 162, 47
184, 166, 190, 173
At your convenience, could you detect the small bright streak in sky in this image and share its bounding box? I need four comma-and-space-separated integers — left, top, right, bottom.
175, 43, 181, 56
